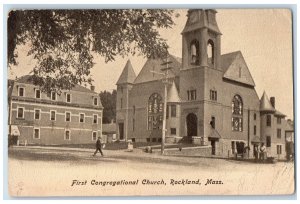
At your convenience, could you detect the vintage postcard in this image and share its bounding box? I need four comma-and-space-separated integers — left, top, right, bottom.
7, 8, 294, 197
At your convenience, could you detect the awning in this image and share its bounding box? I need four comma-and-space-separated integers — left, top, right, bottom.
208, 129, 221, 139
251, 136, 261, 143
10, 125, 20, 136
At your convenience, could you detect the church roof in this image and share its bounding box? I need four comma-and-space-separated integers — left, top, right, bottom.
167, 81, 181, 103
222, 51, 256, 87
260, 91, 275, 112
116, 60, 136, 85
134, 55, 181, 84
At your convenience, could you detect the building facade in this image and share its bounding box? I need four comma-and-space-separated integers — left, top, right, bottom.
116, 9, 293, 159
8, 75, 103, 145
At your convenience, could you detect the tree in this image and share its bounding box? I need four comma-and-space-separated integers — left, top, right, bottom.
100, 90, 117, 124
8, 9, 175, 93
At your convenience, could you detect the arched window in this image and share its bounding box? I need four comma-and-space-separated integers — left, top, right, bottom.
231, 95, 243, 131
207, 39, 214, 65
148, 93, 163, 130
190, 40, 199, 65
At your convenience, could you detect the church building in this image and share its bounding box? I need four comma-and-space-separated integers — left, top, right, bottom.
116, 9, 292, 159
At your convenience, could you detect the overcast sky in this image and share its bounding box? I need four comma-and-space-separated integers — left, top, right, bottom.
9, 9, 294, 119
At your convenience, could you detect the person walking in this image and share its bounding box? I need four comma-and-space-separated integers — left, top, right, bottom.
93, 136, 104, 157
260, 143, 267, 161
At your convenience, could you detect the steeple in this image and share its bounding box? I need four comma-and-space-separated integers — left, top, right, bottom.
116, 60, 136, 85
260, 91, 275, 113
181, 9, 222, 69
182, 9, 221, 34
167, 81, 181, 103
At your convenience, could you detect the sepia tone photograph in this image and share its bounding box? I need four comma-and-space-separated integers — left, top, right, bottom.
6, 8, 295, 197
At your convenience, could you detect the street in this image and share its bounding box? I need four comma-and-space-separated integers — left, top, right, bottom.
8, 146, 295, 197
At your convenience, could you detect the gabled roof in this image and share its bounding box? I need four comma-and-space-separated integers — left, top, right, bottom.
167, 81, 181, 103
15, 75, 98, 94
116, 60, 136, 85
102, 123, 117, 134
134, 55, 181, 84
274, 110, 286, 117
208, 129, 221, 139
260, 91, 275, 112
222, 51, 255, 87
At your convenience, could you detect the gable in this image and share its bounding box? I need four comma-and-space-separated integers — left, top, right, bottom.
223, 52, 255, 87
134, 55, 181, 84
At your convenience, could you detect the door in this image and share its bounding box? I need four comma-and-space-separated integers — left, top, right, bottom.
211, 140, 216, 155
119, 123, 124, 140
186, 113, 198, 138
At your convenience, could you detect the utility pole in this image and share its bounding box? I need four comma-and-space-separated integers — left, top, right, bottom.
150, 54, 173, 155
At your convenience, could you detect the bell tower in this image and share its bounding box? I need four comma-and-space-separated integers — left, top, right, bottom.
181, 9, 222, 70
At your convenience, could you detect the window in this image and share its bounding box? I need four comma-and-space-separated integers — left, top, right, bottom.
171, 105, 176, 117
266, 115, 271, 127
17, 107, 24, 118
232, 95, 243, 131
92, 131, 97, 141
121, 98, 123, 109
33, 128, 40, 139
187, 90, 197, 101
66, 93, 71, 103
94, 97, 98, 106
65, 130, 71, 140
277, 145, 282, 154
254, 125, 257, 135
207, 39, 214, 65
210, 116, 215, 129
65, 112, 71, 122
131, 138, 136, 142
51, 92, 56, 101
79, 113, 85, 123
148, 93, 163, 130
277, 129, 281, 139
34, 109, 40, 120
171, 128, 176, 135
254, 113, 257, 120
18, 87, 24, 97
210, 90, 217, 101
35, 89, 41, 99
132, 118, 135, 131
93, 114, 98, 124
277, 117, 281, 124
158, 138, 162, 143
133, 105, 136, 115
146, 138, 150, 142
50, 111, 56, 121
152, 138, 157, 142
190, 40, 199, 65
266, 136, 271, 147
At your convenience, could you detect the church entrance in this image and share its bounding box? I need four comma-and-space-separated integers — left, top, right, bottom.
118, 123, 124, 140
186, 113, 198, 139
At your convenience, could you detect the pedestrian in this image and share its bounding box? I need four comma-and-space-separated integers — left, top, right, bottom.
260, 143, 267, 161
93, 136, 104, 157
254, 145, 259, 161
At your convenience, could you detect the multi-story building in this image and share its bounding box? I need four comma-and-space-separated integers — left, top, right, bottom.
8, 75, 103, 145
116, 9, 293, 159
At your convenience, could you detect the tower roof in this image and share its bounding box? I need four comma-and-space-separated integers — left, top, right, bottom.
116, 60, 136, 85
260, 91, 275, 112
167, 81, 181, 103
182, 9, 221, 34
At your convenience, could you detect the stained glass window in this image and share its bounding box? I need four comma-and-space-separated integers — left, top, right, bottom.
148, 93, 163, 130
232, 95, 243, 131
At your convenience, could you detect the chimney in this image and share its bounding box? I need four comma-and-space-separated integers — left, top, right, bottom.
270, 97, 275, 108
90, 85, 95, 92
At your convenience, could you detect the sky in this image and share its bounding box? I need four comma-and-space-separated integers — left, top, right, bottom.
9, 9, 294, 119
